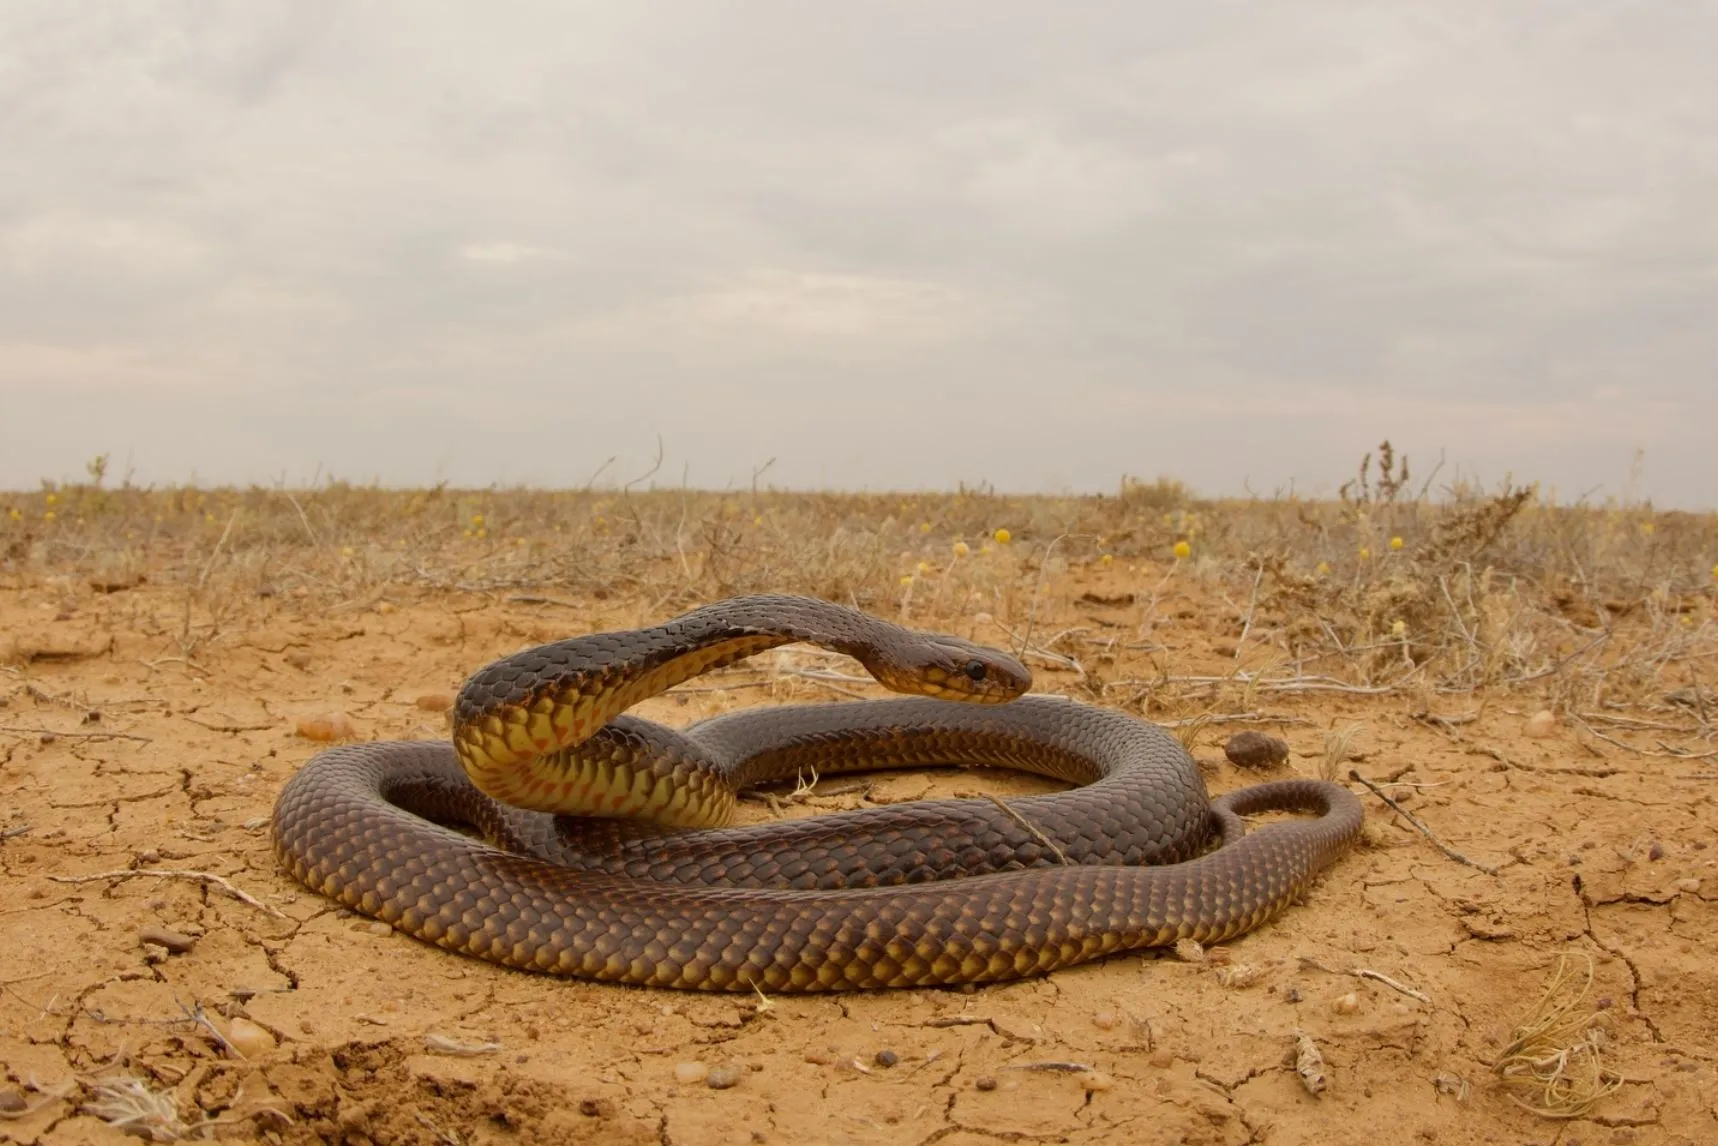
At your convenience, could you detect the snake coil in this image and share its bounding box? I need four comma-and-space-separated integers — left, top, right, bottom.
272, 595, 1362, 992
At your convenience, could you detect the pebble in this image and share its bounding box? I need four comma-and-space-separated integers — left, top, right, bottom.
415, 693, 454, 713
1148, 1050, 1175, 1068
283, 650, 313, 670
1224, 731, 1290, 769
1523, 710, 1557, 738
874, 1049, 899, 1068
1332, 992, 1360, 1015
974, 1076, 997, 1092
1647, 841, 1665, 861
673, 1061, 709, 1084
803, 1048, 834, 1065
223, 1017, 277, 1058
705, 1065, 742, 1090
296, 713, 356, 742
1674, 878, 1702, 893
0, 1086, 25, 1113
137, 925, 197, 954
1091, 1009, 1120, 1030
375, 601, 397, 615
1081, 1071, 1115, 1093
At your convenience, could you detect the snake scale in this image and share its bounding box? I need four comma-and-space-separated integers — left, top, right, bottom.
272, 595, 1362, 992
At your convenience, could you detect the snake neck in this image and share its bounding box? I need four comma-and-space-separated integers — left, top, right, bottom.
448, 596, 886, 818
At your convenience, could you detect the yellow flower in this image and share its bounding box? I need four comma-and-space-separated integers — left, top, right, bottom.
6, 507, 19, 521
1358, 547, 1371, 560
919, 522, 931, 534
753, 516, 763, 526
993, 528, 1011, 544
45, 493, 57, 505
1390, 619, 1407, 638
1315, 561, 1331, 576
1712, 563, 1718, 580
471, 513, 485, 528
916, 561, 930, 574
1100, 554, 1113, 566
1172, 540, 1191, 560
475, 527, 487, 539
1639, 521, 1655, 536
340, 545, 355, 557
899, 574, 914, 586
43, 510, 55, 523
1389, 536, 1404, 551
952, 540, 970, 558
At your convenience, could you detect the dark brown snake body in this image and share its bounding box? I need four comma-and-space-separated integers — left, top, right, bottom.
272, 595, 1362, 992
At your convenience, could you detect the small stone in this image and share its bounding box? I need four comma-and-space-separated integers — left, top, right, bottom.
283, 649, 312, 670
1523, 710, 1557, 738
1148, 1050, 1174, 1068
1332, 992, 1360, 1015
296, 713, 356, 742
0, 1086, 26, 1113
974, 1076, 997, 1092
1647, 841, 1665, 861
673, 1061, 709, 1084
364, 921, 392, 937
803, 1048, 834, 1065
223, 1017, 276, 1058
135, 849, 160, 865
705, 1065, 742, 1090
375, 601, 397, 615
578, 1098, 615, 1118
138, 925, 198, 954
874, 1049, 899, 1067
1673, 878, 1702, 893
1091, 1009, 1120, 1030
1224, 731, 1290, 769
1081, 1071, 1115, 1093
415, 693, 454, 713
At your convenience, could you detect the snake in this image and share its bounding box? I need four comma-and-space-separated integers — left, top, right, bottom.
272, 594, 1363, 992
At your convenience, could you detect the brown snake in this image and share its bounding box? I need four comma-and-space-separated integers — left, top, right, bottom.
272, 595, 1362, 992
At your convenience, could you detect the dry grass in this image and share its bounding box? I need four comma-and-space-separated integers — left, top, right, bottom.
1491, 953, 1625, 1119
3, 445, 1715, 739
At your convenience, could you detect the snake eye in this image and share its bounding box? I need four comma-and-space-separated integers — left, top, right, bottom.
963, 660, 988, 682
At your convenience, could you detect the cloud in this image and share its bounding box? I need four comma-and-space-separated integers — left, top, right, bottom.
2, 2, 1715, 505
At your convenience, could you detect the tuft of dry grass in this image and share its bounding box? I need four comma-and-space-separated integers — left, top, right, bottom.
80, 1075, 187, 1142
1491, 953, 1624, 1119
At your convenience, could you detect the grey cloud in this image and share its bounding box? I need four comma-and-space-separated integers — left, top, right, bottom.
2, 2, 1714, 505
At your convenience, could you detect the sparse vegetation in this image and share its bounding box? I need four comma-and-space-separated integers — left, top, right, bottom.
4, 444, 1713, 733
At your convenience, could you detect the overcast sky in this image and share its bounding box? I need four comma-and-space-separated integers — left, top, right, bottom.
3, 3, 1715, 505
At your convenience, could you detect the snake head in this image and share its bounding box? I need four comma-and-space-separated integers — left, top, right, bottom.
863, 633, 1031, 703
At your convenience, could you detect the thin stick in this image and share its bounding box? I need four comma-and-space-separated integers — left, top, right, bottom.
1354, 968, 1432, 1003
0, 725, 151, 743
1348, 770, 1499, 875
48, 870, 286, 917
1233, 564, 1265, 661
983, 794, 1070, 865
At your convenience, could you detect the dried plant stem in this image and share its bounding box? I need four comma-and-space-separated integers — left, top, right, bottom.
48, 869, 285, 917
1348, 770, 1499, 875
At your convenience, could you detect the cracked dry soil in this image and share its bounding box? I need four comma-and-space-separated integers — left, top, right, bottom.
2, 573, 1714, 1146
